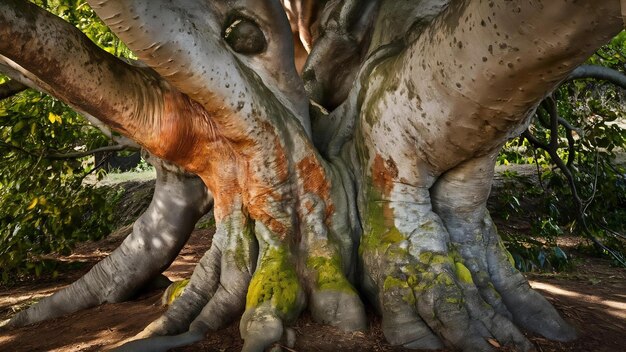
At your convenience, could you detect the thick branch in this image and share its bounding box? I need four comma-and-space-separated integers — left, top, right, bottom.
0, 79, 27, 100
395, 0, 622, 167
86, 0, 311, 134
568, 64, 626, 89
413, 0, 622, 116
301, 0, 379, 109
0, 0, 165, 149
0, 55, 139, 149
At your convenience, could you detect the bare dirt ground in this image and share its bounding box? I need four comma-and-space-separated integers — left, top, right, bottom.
0, 175, 625, 351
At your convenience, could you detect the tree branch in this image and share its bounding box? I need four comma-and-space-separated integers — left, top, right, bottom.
0, 0, 166, 149
47, 144, 130, 160
0, 79, 27, 100
568, 64, 626, 89
86, 0, 310, 133
396, 0, 621, 154
0, 140, 130, 160
525, 100, 626, 266
0, 55, 140, 150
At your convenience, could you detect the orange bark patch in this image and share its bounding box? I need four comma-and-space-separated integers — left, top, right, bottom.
297, 156, 329, 195
243, 135, 293, 239
304, 199, 315, 214
146, 89, 252, 224
144, 90, 231, 176
245, 186, 291, 239
200, 158, 241, 222
272, 136, 290, 184
296, 155, 335, 220
371, 154, 399, 196
141, 86, 305, 242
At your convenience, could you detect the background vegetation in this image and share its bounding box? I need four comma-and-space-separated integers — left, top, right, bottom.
497, 32, 626, 271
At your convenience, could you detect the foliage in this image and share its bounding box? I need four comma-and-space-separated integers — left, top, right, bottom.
491, 171, 572, 272
497, 32, 626, 270
0, 89, 125, 282
589, 30, 626, 70
129, 157, 155, 173
0, 0, 135, 282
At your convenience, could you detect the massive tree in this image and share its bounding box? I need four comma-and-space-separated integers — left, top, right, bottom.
0, 0, 622, 351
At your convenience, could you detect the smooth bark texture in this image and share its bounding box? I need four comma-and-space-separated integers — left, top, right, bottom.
0, 54, 140, 148
1, 1, 623, 351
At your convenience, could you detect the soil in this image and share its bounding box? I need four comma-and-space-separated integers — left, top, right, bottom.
0, 177, 625, 352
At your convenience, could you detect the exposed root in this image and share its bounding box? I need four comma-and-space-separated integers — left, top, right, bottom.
112, 156, 370, 351
113, 331, 205, 352
240, 303, 287, 352
359, 183, 540, 352
483, 217, 577, 342
439, 214, 576, 345
118, 207, 256, 349
136, 244, 222, 338
308, 289, 365, 331
239, 221, 305, 351
424, 153, 575, 347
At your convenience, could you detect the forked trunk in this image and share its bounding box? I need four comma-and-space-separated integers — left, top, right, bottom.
0, 1, 623, 351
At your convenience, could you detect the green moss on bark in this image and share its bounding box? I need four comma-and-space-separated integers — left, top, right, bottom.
454, 261, 473, 284
383, 276, 409, 291
359, 190, 406, 255
232, 220, 256, 271
246, 246, 300, 316
307, 256, 356, 293
162, 279, 190, 306
498, 239, 516, 267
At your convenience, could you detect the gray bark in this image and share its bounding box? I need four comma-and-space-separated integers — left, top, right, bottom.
0, 1, 166, 148
1, 1, 623, 351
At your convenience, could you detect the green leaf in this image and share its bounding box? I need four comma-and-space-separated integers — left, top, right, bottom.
13, 120, 26, 133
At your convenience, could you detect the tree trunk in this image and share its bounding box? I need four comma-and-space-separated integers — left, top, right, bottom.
0, 0, 622, 351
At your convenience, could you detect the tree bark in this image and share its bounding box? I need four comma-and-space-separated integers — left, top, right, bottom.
0, 1, 623, 351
